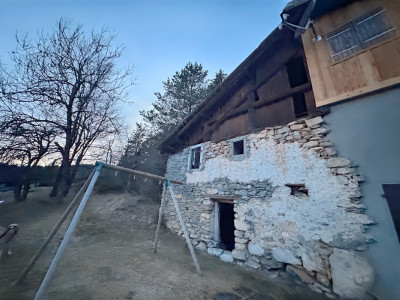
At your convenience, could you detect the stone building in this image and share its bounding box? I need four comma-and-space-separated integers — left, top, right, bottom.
159, 0, 400, 299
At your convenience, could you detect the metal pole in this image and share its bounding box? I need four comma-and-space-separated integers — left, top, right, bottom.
168, 184, 202, 275
15, 170, 95, 284
97, 161, 184, 185
153, 182, 168, 253
34, 164, 103, 300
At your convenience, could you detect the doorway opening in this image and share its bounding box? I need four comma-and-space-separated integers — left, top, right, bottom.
218, 202, 235, 251
286, 55, 309, 118
382, 184, 400, 242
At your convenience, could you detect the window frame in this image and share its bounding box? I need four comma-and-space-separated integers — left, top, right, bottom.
232, 139, 244, 156
187, 144, 203, 170
229, 137, 248, 161
326, 8, 396, 64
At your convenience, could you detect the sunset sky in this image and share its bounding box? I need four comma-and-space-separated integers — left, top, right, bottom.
0, 0, 289, 129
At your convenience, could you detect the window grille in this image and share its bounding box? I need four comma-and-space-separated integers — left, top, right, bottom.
327, 8, 395, 63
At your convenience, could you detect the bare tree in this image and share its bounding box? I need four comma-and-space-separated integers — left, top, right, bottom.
0, 19, 133, 199
0, 110, 57, 201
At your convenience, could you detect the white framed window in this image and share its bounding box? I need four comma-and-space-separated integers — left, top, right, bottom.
188, 144, 203, 170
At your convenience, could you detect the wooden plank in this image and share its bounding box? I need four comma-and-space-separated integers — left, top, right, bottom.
153, 182, 168, 253
357, 51, 381, 86
226, 113, 247, 138
302, 0, 400, 107
247, 107, 257, 130
313, 16, 337, 100
207, 82, 311, 127
254, 82, 311, 109
370, 38, 400, 80
384, 0, 400, 29
346, 56, 367, 91
255, 97, 295, 128
302, 30, 327, 103
304, 90, 316, 112
315, 76, 400, 107
189, 42, 300, 144
99, 162, 184, 185
257, 68, 290, 100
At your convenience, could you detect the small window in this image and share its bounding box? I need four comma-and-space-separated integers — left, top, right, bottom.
233, 140, 244, 155
190, 147, 201, 169
327, 8, 395, 63
327, 25, 360, 62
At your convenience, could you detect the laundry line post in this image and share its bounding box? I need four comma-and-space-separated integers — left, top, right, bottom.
98, 162, 201, 275
15, 169, 96, 285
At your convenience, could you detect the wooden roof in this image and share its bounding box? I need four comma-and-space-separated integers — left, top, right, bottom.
159, 27, 298, 154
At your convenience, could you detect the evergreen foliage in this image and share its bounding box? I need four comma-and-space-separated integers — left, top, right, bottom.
120, 63, 226, 196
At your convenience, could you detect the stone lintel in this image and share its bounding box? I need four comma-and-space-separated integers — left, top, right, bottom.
206, 194, 241, 202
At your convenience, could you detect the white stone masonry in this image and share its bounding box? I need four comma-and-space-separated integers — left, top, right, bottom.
162, 116, 375, 299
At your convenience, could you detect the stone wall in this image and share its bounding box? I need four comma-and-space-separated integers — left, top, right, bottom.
162, 116, 376, 299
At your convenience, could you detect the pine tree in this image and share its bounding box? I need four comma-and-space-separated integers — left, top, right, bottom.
140, 62, 226, 137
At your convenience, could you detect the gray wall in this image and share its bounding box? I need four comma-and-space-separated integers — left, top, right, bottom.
324, 87, 400, 300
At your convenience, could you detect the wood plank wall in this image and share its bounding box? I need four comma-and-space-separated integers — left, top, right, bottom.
302, 0, 400, 107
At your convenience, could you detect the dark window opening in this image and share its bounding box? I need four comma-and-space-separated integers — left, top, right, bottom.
382, 184, 400, 242
219, 202, 235, 251
286, 56, 308, 88
327, 8, 395, 63
286, 183, 309, 196
293, 93, 308, 117
254, 90, 260, 102
233, 140, 244, 155
190, 147, 201, 169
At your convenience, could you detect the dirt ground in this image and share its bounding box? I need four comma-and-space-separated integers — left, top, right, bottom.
0, 185, 331, 300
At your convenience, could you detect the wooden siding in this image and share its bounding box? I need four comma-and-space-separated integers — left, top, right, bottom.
161, 30, 319, 154
302, 0, 400, 107
182, 52, 315, 146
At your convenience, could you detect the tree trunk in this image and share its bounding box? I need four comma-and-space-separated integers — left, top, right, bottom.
70, 155, 83, 186
50, 166, 63, 197
21, 183, 30, 200
59, 163, 72, 198
21, 166, 32, 201
13, 184, 22, 202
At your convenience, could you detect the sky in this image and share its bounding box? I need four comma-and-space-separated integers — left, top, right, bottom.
0, 0, 289, 130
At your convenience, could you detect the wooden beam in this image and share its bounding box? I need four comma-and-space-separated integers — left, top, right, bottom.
253, 82, 311, 109
247, 107, 257, 130
98, 162, 184, 185
211, 82, 312, 126
179, 40, 300, 144
192, 90, 250, 144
